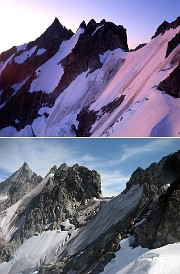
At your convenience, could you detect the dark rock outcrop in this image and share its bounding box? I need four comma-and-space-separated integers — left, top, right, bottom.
0, 163, 102, 262
152, 16, 180, 39
0, 18, 128, 133
76, 95, 126, 137
131, 43, 147, 51
0, 162, 42, 212
157, 29, 180, 98
40, 151, 180, 273
166, 32, 180, 58
1, 151, 180, 272
0, 18, 73, 130
54, 19, 128, 97
0, 46, 17, 63
157, 63, 180, 98
76, 108, 98, 137
124, 150, 180, 194
133, 177, 180, 249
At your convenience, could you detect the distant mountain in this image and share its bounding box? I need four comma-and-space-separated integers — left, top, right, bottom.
0, 151, 179, 273
0, 17, 179, 137
0, 163, 42, 212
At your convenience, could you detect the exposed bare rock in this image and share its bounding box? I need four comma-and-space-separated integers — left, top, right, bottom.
166, 32, 180, 58
0, 163, 42, 212
152, 16, 180, 39
133, 177, 180, 249
157, 63, 180, 98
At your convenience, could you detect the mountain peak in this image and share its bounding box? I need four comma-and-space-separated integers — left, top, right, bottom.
22, 162, 30, 170
53, 17, 60, 24
35, 17, 73, 50
50, 17, 64, 30
21, 162, 30, 169
79, 20, 86, 29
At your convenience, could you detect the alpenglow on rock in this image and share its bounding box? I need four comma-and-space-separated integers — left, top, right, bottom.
1, 17, 179, 137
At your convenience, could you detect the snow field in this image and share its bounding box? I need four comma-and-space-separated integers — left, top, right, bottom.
90, 27, 180, 137
101, 238, 180, 274
0, 26, 179, 137
14, 46, 37, 64
39, 48, 125, 136
0, 229, 73, 274
66, 185, 143, 256
29, 27, 85, 94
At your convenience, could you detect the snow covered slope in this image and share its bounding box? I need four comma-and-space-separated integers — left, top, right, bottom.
102, 238, 180, 274
0, 17, 179, 136
0, 229, 75, 274
88, 26, 180, 137
0, 153, 180, 273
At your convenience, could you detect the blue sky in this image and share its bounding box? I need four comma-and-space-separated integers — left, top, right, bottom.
0, 138, 179, 196
0, 0, 179, 53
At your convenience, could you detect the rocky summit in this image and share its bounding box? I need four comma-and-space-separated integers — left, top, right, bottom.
0, 151, 179, 273
0, 17, 179, 137
0, 162, 42, 212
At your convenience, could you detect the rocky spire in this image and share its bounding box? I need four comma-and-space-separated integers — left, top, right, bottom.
0, 163, 42, 212
21, 162, 31, 170
79, 20, 86, 29
35, 17, 74, 48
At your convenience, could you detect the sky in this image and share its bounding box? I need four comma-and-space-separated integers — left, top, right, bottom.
0, 138, 179, 196
0, 0, 179, 54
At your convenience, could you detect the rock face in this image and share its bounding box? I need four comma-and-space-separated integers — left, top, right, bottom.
133, 177, 180, 249
157, 30, 180, 98
0, 151, 180, 273
40, 184, 143, 274
76, 95, 126, 136
152, 16, 180, 38
157, 63, 180, 98
0, 163, 102, 262
0, 163, 42, 212
39, 151, 180, 273
0, 18, 73, 132
19, 164, 101, 235
166, 32, 180, 58
124, 150, 180, 194
0, 18, 128, 133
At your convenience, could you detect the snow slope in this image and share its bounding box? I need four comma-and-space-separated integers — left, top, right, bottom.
29, 27, 85, 94
0, 230, 73, 274
14, 46, 37, 64
101, 239, 180, 274
32, 48, 126, 136
89, 27, 180, 137
66, 184, 143, 256
102, 237, 149, 274
0, 26, 179, 137
30, 26, 180, 137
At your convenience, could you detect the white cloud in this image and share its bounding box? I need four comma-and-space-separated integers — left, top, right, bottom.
100, 170, 130, 197
0, 139, 79, 177
0, 139, 106, 180
109, 138, 178, 164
